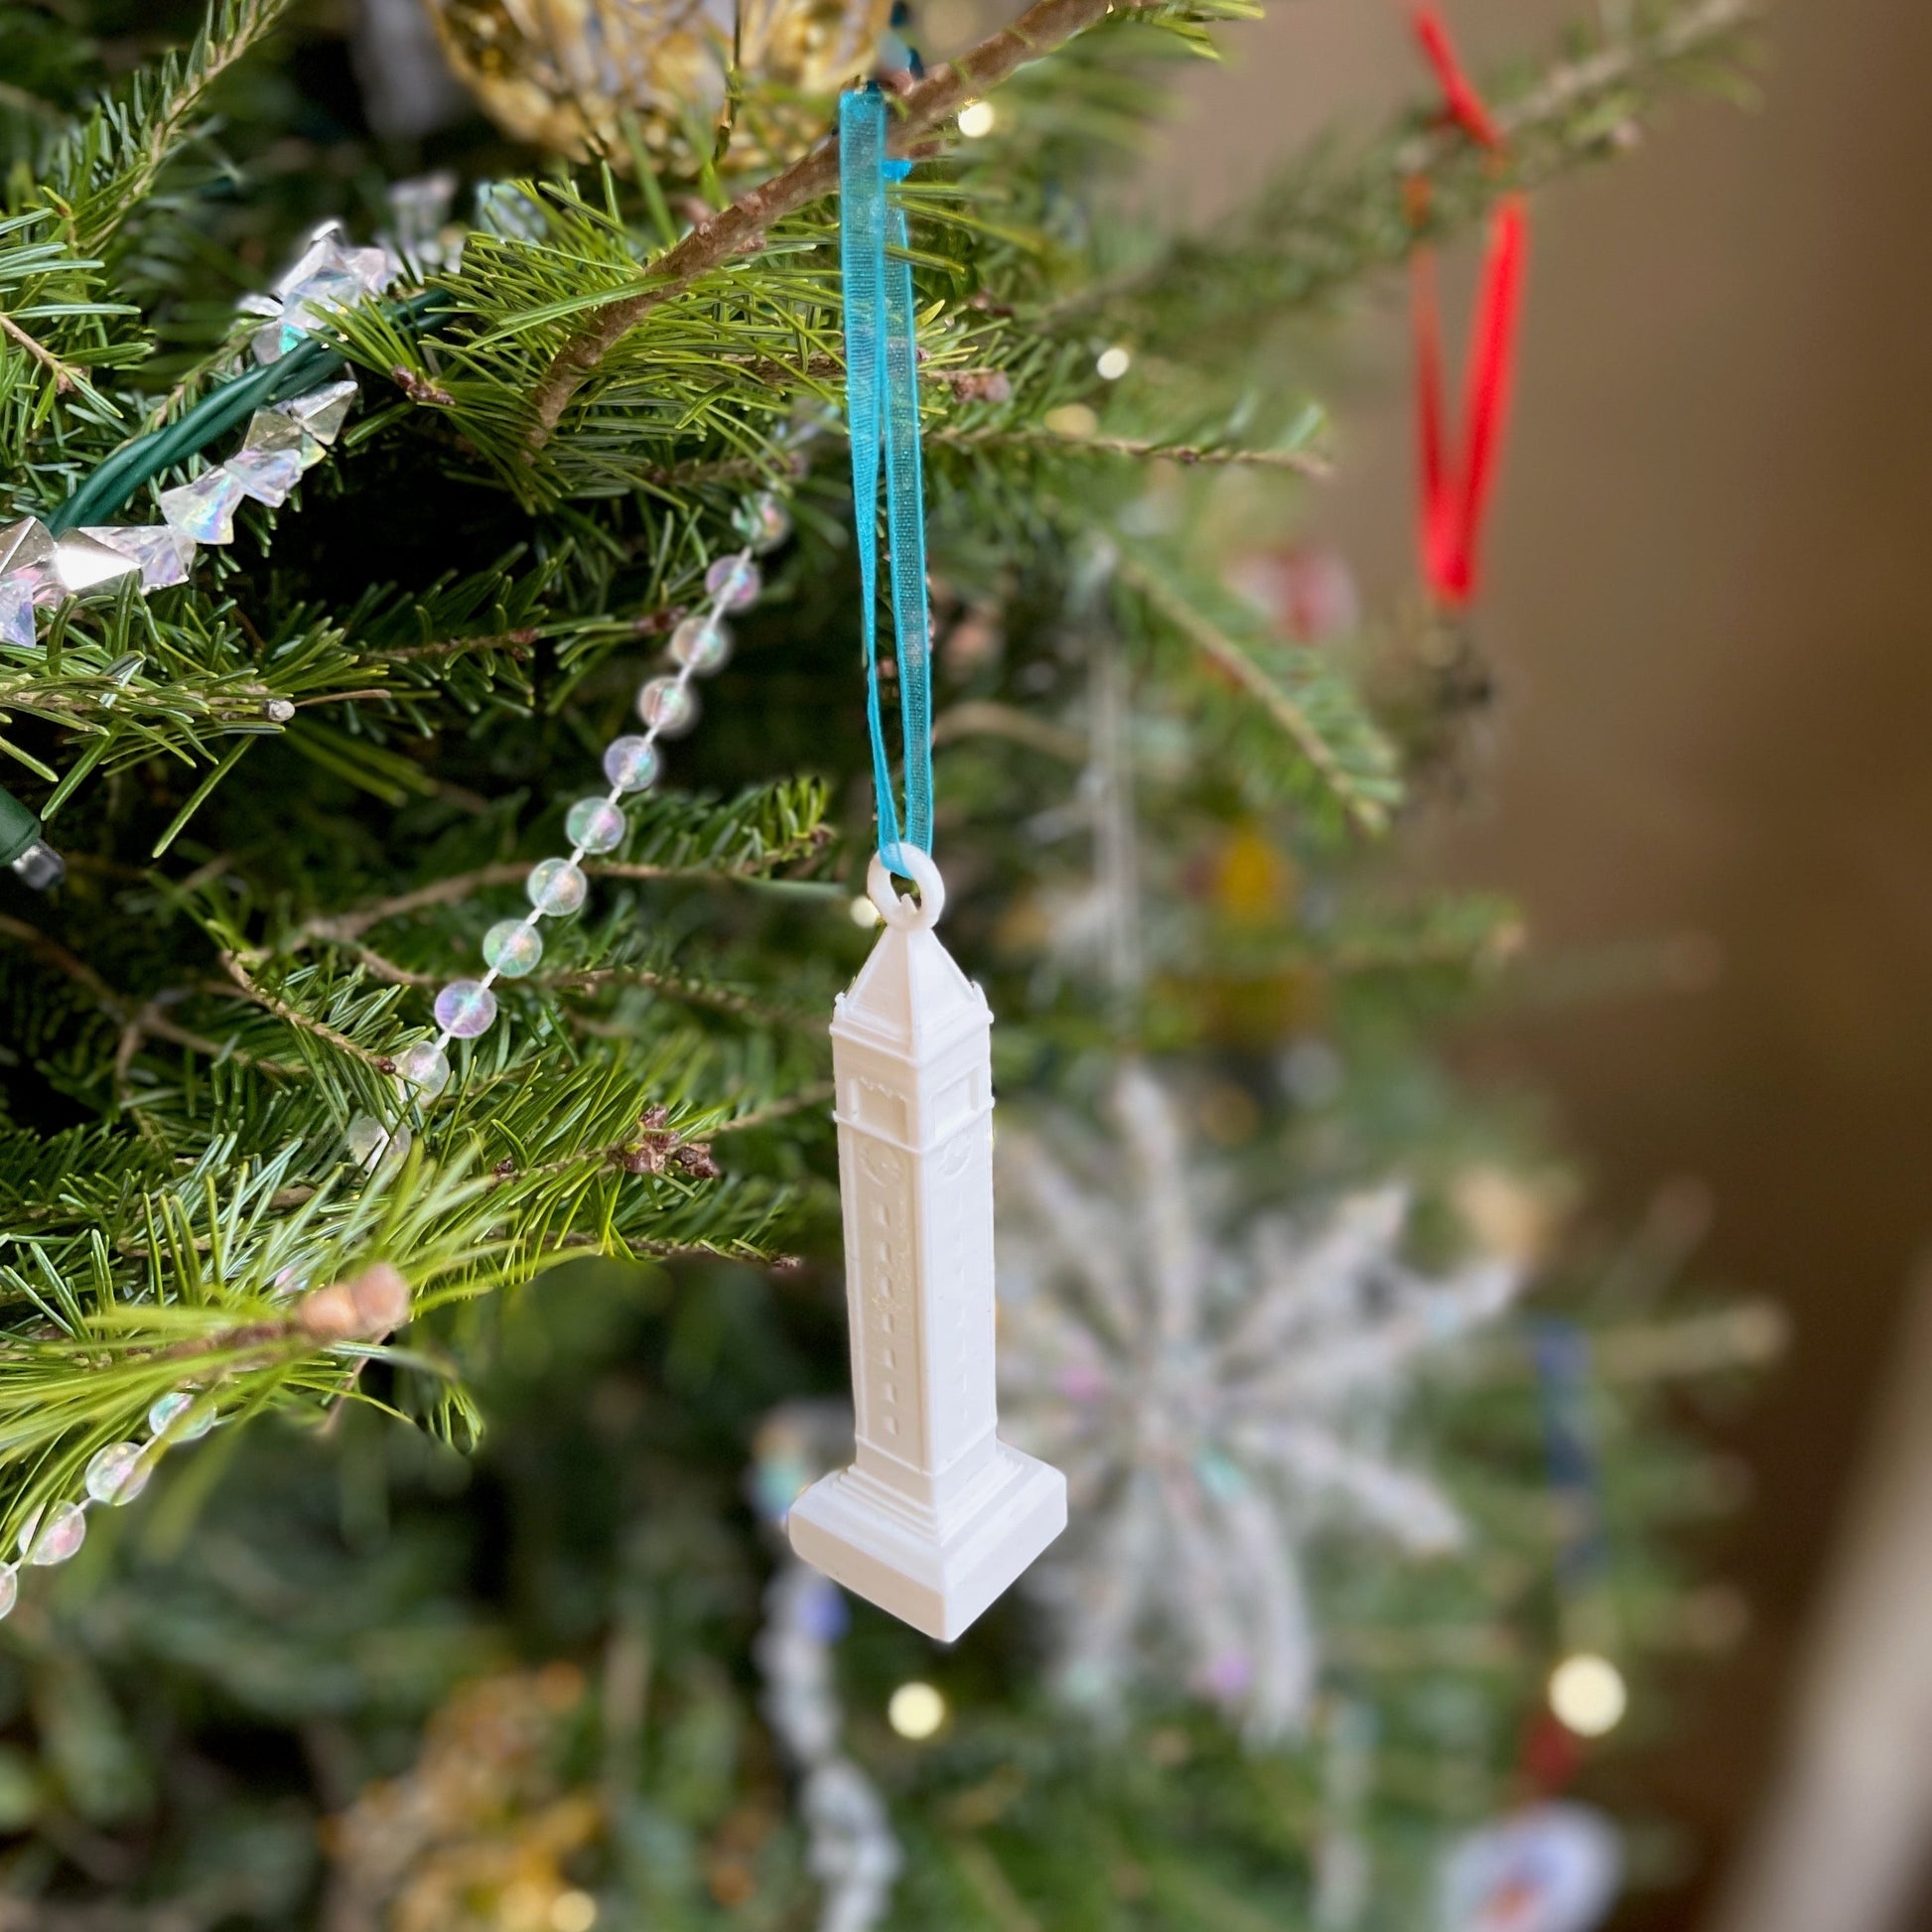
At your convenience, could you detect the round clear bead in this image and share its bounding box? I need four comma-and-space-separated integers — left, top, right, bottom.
704, 552, 761, 611
565, 797, 625, 855
148, 1390, 213, 1443
526, 857, 587, 916
394, 1039, 450, 1098
483, 919, 543, 977
0, 1564, 16, 1620
744, 492, 792, 553
23, 1502, 85, 1567
85, 1441, 153, 1507
603, 735, 660, 794
345, 1113, 389, 1168
636, 676, 699, 737
669, 616, 732, 675
434, 979, 497, 1038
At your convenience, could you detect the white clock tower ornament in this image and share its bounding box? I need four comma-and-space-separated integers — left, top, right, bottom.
788, 849, 1067, 1640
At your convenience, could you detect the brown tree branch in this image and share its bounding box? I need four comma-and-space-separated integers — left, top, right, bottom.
930, 699, 1086, 762
929, 424, 1331, 476
521, 0, 1120, 451
1113, 552, 1388, 834
0, 915, 295, 1079
215, 953, 392, 1070
303, 830, 830, 946
0, 314, 77, 394
710, 1081, 835, 1136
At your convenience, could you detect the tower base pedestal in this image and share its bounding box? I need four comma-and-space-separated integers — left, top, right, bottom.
787, 1443, 1066, 1642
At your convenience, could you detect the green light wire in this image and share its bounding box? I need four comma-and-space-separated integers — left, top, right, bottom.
48, 289, 450, 534
4, 291, 452, 877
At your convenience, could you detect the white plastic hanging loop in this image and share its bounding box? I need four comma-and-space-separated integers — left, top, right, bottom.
867, 846, 945, 930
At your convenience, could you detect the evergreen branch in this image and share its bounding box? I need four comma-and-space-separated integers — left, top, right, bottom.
521, 0, 1126, 449
711, 1082, 836, 1136
1056, 0, 1756, 340
1115, 550, 1399, 835
929, 424, 1331, 475
0, 312, 77, 394
0, 916, 294, 1080
0, 910, 114, 1012
1394, 0, 1756, 178
40, 0, 297, 259
932, 700, 1087, 762
215, 953, 391, 1071
382, 630, 540, 665
547, 965, 813, 1028
298, 932, 809, 1030
304, 854, 807, 947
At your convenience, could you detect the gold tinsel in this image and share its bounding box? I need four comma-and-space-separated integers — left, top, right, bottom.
423, 0, 892, 167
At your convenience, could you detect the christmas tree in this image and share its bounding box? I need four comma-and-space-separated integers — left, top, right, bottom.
0, 0, 1771, 1924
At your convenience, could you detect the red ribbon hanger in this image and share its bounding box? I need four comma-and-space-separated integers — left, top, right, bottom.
1408, 7, 1528, 610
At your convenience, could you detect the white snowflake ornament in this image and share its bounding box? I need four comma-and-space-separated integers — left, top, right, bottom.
997, 1060, 1522, 1741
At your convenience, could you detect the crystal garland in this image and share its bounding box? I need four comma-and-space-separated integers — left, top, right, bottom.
0, 225, 400, 648
0, 210, 792, 1603
0, 1258, 411, 1617
375, 504, 789, 1120
0, 1389, 218, 1617
0, 229, 418, 1609
0, 202, 796, 1622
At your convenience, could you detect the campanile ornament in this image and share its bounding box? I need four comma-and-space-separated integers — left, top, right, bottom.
787, 852, 1066, 1639
788, 90, 1064, 1638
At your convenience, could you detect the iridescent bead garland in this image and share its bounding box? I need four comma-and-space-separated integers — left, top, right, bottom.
0, 232, 417, 1600
0, 1389, 216, 1617
377, 506, 788, 1118
0, 210, 793, 1597
0, 225, 400, 649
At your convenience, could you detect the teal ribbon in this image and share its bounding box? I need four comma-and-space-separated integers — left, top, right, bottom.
840, 87, 932, 877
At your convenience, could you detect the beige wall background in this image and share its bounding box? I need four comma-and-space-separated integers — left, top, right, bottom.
1180, 2, 1932, 1927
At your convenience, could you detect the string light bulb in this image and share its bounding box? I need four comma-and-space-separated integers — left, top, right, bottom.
550, 1892, 598, 1932
1548, 1652, 1627, 1737
958, 100, 996, 138
887, 1681, 947, 1739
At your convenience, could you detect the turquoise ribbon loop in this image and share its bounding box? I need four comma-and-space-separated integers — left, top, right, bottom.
840, 87, 932, 878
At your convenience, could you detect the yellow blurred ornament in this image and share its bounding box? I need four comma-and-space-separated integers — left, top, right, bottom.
1450, 1163, 1575, 1269
422, 0, 892, 167
1210, 823, 1296, 926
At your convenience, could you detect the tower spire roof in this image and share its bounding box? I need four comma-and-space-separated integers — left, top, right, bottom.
834, 921, 989, 1058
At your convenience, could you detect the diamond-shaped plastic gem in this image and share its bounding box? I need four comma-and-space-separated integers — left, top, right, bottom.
285, 266, 363, 317
271, 228, 349, 302
0, 578, 34, 647
272, 228, 391, 298
349, 242, 401, 290
242, 408, 324, 470
250, 318, 305, 366
160, 468, 246, 545
281, 379, 357, 444
81, 525, 195, 590
272, 234, 397, 324
225, 449, 304, 507
52, 530, 139, 594
0, 518, 54, 579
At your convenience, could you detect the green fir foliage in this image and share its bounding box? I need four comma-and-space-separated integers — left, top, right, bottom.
0, 0, 1759, 1923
